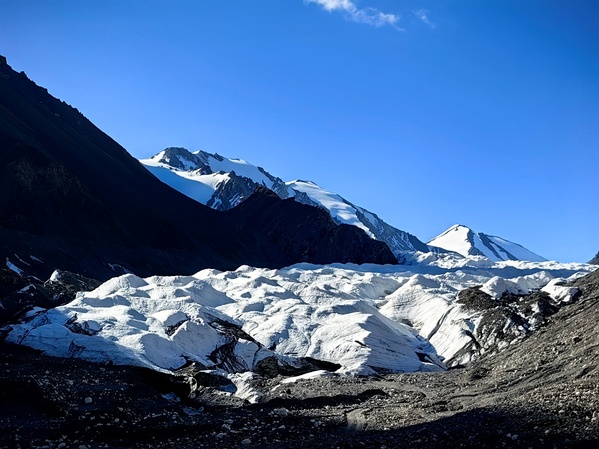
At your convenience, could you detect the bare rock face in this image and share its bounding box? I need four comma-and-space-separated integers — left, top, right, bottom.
448, 282, 578, 366
0, 269, 101, 327
589, 251, 599, 265
222, 188, 397, 266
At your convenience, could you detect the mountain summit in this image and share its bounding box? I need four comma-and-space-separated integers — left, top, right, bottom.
141, 147, 429, 260
428, 224, 547, 262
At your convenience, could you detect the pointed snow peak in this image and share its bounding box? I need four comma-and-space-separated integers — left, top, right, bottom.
148, 147, 212, 174
435, 224, 470, 235
452, 224, 468, 230
428, 225, 546, 262
445, 224, 471, 234
151, 147, 193, 161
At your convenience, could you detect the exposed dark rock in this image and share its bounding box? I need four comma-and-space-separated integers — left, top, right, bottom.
224, 188, 396, 266
451, 282, 581, 366
457, 286, 496, 311
589, 251, 599, 265
207, 171, 263, 210
64, 314, 101, 336
0, 269, 100, 327
155, 147, 214, 173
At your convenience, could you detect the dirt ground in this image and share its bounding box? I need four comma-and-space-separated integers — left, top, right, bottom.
1, 270, 597, 449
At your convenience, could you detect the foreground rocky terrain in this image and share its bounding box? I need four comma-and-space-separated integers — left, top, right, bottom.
1, 269, 597, 449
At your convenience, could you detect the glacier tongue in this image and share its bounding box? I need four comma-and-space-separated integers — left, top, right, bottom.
4, 257, 593, 377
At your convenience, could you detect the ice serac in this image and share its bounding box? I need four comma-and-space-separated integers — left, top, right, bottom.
427, 224, 547, 262
140, 148, 428, 260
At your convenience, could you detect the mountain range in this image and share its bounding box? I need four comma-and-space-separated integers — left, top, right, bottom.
141, 147, 430, 258
140, 147, 546, 263
0, 48, 546, 290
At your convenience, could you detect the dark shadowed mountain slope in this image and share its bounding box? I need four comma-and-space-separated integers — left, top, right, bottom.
589, 252, 599, 265
223, 188, 398, 266
0, 56, 395, 283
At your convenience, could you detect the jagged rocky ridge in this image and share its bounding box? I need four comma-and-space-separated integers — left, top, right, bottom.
141, 147, 430, 259
589, 251, 599, 265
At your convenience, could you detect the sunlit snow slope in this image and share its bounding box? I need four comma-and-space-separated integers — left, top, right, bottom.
428, 224, 547, 262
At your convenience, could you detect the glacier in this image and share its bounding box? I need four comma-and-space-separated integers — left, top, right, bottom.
4, 255, 592, 384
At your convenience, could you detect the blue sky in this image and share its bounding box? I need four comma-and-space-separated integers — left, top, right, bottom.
1, 0, 597, 262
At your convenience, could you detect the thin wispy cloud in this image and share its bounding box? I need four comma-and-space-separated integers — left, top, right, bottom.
413, 9, 436, 28
305, 0, 400, 28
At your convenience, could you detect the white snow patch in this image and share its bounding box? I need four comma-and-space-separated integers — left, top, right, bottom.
486, 235, 547, 262
49, 270, 64, 282
542, 279, 579, 303
17, 284, 35, 294
428, 225, 475, 259
287, 180, 374, 237
141, 163, 230, 205
6, 258, 24, 276
480, 276, 522, 299
280, 370, 335, 384
228, 372, 263, 403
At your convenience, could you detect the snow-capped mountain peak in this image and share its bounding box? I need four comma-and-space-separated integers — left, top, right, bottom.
428, 224, 547, 262
140, 148, 429, 259
149, 147, 211, 172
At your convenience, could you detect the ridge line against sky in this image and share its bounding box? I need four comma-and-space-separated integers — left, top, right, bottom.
0, 0, 597, 262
